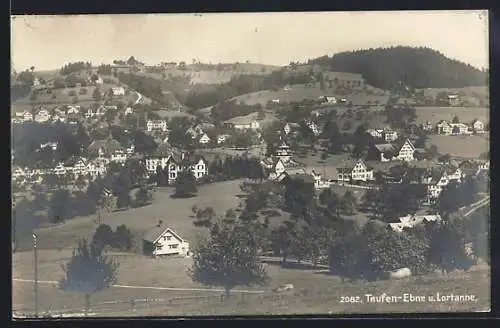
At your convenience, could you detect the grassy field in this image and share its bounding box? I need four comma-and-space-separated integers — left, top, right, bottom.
416, 86, 489, 99
15, 180, 246, 252
12, 252, 490, 316
141, 64, 281, 86
414, 106, 489, 125
222, 84, 389, 108
155, 109, 196, 120
12, 83, 139, 111
426, 135, 489, 159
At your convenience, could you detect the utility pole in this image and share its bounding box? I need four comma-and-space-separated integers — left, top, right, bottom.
33, 233, 38, 318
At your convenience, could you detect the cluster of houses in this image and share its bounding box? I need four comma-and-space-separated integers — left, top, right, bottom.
11, 136, 136, 184
144, 152, 209, 183
11, 104, 123, 125
419, 118, 486, 136
435, 119, 485, 135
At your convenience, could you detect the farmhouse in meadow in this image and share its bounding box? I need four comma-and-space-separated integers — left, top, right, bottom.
471, 119, 485, 134
371, 138, 417, 162
436, 120, 472, 135
142, 224, 190, 257
336, 159, 375, 183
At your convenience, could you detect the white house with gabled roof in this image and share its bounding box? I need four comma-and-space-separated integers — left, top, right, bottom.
142, 224, 190, 257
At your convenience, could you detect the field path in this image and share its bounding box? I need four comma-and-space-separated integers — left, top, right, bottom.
12, 278, 265, 294
462, 196, 490, 217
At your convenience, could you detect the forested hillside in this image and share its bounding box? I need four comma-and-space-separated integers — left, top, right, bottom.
309, 46, 488, 90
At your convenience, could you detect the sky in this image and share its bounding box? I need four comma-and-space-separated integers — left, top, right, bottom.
11, 11, 489, 72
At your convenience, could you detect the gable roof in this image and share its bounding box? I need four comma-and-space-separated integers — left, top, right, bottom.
88, 138, 122, 154
143, 226, 185, 244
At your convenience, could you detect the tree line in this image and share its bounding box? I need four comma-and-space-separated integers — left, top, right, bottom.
60, 62, 92, 76
308, 46, 487, 90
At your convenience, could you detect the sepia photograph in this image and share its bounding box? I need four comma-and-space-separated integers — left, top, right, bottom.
11, 11, 490, 318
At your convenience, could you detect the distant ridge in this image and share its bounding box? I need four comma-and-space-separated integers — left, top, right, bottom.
308, 46, 488, 90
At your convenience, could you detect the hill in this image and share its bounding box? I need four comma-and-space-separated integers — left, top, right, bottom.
308, 46, 488, 90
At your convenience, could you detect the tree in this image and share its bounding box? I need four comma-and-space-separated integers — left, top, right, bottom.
49, 189, 71, 223
114, 224, 134, 252
59, 238, 119, 316
366, 226, 431, 277
452, 115, 460, 124
284, 177, 315, 216
340, 191, 357, 215
319, 188, 340, 217
189, 220, 270, 300
72, 96, 79, 104
427, 220, 473, 273
193, 206, 217, 228
174, 170, 198, 198
74, 175, 87, 192
91, 224, 115, 251
134, 187, 152, 207
92, 87, 101, 101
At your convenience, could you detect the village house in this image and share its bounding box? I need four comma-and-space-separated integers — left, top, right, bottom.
110, 150, 128, 164
126, 144, 135, 155
34, 109, 51, 123
424, 166, 463, 200
51, 114, 67, 123
12, 166, 28, 179
367, 129, 384, 139
308, 169, 330, 189
40, 142, 58, 151
86, 160, 108, 179
111, 87, 126, 96
304, 119, 321, 136
87, 137, 123, 158
478, 160, 490, 171
447, 94, 461, 106
216, 134, 231, 144
185, 126, 204, 139
124, 107, 134, 115
146, 120, 168, 132
275, 140, 293, 163
372, 138, 416, 162
66, 106, 80, 116
389, 214, 442, 233
283, 122, 300, 136
145, 154, 171, 173
336, 159, 375, 183
53, 163, 67, 176
471, 119, 485, 134
223, 113, 261, 131
421, 121, 434, 132
382, 129, 398, 142
22, 111, 33, 122
318, 96, 337, 104
198, 133, 211, 145
260, 157, 286, 180
164, 153, 208, 184
142, 224, 190, 257
437, 120, 472, 136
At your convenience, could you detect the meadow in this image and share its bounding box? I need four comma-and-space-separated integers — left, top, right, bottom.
414, 106, 489, 125
225, 84, 389, 108
15, 180, 247, 252
12, 83, 139, 110
12, 252, 490, 316
426, 135, 489, 159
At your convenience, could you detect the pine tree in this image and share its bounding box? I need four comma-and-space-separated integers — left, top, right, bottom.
59, 238, 119, 316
